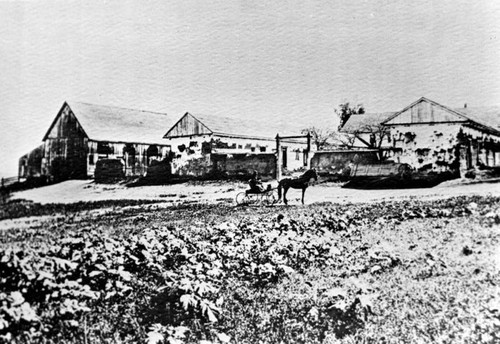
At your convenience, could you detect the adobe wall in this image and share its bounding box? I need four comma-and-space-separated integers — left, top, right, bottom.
387, 123, 500, 176
388, 123, 462, 173
310, 150, 379, 177
169, 134, 307, 179
173, 155, 213, 177
212, 153, 276, 179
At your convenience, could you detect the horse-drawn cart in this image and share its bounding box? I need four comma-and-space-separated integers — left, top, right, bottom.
235, 188, 279, 206
235, 169, 318, 206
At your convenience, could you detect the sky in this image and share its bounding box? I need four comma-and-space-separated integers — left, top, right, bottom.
1, 0, 499, 178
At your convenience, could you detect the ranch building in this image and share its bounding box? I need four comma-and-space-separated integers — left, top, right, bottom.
340, 97, 500, 175
163, 112, 312, 179
19, 101, 176, 181
19, 102, 312, 182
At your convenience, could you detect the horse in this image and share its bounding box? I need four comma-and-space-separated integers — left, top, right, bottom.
277, 169, 318, 205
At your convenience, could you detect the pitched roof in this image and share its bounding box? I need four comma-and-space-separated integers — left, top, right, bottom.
453, 106, 500, 132
381, 97, 470, 125
191, 113, 277, 138
45, 102, 176, 145
340, 112, 395, 133
166, 112, 310, 139
341, 97, 500, 135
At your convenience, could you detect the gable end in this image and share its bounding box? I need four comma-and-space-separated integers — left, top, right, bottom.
42, 102, 89, 141
163, 112, 213, 138
383, 97, 469, 126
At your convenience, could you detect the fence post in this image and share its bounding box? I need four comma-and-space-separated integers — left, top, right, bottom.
275, 134, 282, 181
306, 132, 311, 168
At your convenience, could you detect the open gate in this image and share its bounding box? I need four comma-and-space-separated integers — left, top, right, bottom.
275, 133, 311, 180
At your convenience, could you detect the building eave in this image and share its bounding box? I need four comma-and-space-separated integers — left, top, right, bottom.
88, 138, 173, 147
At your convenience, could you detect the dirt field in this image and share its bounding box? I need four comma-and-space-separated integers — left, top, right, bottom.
2, 180, 500, 343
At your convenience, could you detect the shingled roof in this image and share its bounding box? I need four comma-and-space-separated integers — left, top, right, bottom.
44, 102, 176, 145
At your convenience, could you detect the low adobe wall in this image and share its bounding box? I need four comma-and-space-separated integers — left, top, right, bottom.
212, 153, 276, 180
310, 150, 379, 179
168, 152, 276, 180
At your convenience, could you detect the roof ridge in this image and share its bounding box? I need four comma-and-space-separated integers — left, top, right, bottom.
381, 97, 471, 125
351, 111, 396, 115
67, 101, 169, 116
453, 105, 500, 111
189, 112, 246, 119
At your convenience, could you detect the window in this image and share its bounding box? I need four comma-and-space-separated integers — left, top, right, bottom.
260, 147, 266, 152
89, 155, 95, 165
295, 151, 300, 160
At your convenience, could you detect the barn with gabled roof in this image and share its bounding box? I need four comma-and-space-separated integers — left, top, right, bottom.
20, 101, 176, 181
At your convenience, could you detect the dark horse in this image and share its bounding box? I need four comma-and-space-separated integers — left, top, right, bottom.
277, 169, 318, 205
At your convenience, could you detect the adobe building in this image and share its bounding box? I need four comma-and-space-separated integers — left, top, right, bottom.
340, 97, 500, 175
163, 112, 312, 178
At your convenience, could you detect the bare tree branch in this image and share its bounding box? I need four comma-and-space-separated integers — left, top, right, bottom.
301, 127, 338, 150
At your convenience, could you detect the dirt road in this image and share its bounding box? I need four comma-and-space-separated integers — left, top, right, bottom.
11, 178, 500, 205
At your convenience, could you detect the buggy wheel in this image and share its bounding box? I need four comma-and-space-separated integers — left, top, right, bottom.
263, 191, 278, 206
248, 194, 260, 205
235, 192, 249, 206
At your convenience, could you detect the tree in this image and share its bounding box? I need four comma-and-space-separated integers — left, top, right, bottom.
335, 132, 357, 148
300, 127, 337, 150
355, 122, 391, 160
338, 124, 390, 160
334, 101, 366, 149
336, 102, 365, 130
334, 102, 389, 160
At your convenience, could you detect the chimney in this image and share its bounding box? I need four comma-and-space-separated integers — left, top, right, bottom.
464, 103, 467, 108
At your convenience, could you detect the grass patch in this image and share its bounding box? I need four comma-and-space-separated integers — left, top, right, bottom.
0, 199, 165, 221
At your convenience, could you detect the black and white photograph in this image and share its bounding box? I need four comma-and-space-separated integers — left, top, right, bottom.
1, 1, 499, 343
